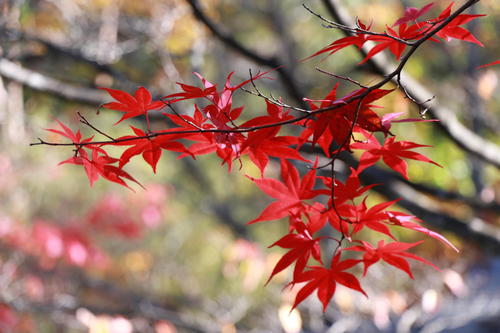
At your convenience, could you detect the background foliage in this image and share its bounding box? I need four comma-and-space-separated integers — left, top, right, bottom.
0, 0, 499, 332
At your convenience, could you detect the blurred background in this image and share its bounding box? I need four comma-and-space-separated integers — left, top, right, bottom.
0, 0, 499, 332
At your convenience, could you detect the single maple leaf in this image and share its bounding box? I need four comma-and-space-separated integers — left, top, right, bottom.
361, 23, 423, 63
351, 131, 441, 179
291, 253, 366, 311
241, 132, 307, 175
114, 126, 190, 173
46, 121, 140, 189
349, 198, 400, 238
191, 71, 272, 121
345, 240, 439, 278
60, 148, 143, 190
100, 87, 165, 124
303, 19, 372, 61
381, 112, 438, 132
299, 83, 349, 155
248, 159, 323, 224
478, 60, 500, 68
386, 211, 458, 252
318, 167, 378, 206
238, 100, 304, 174
267, 222, 323, 284
393, 3, 435, 26
427, 2, 485, 46
317, 197, 397, 237
162, 82, 217, 104
46, 120, 94, 145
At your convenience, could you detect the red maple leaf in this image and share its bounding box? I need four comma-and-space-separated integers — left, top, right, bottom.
393, 3, 435, 26
318, 167, 378, 206
162, 82, 217, 104
351, 131, 441, 179
248, 159, 323, 224
267, 222, 323, 283
114, 126, 190, 173
478, 60, 500, 68
188, 71, 271, 125
238, 100, 304, 174
291, 253, 366, 311
361, 23, 423, 63
303, 19, 372, 60
169, 72, 272, 171
381, 112, 439, 132
168, 105, 244, 171
46, 121, 141, 189
100, 87, 165, 124
345, 240, 439, 278
386, 211, 458, 252
60, 148, 143, 190
300, 85, 391, 155
427, 2, 485, 46
46, 120, 94, 144
240, 100, 293, 129
349, 198, 399, 238
241, 132, 306, 176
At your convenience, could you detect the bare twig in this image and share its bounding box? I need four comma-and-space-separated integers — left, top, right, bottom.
303, 4, 415, 46
316, 67, 368, 88
78, 112, 116, 141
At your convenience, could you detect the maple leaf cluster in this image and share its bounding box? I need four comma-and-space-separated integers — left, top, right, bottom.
307, 2, 484, 63
37, 2, 485, 311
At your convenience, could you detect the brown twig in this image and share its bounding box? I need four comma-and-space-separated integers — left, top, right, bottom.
78, 112, 116, 141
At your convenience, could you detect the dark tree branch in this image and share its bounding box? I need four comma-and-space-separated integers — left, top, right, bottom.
321, 0, 500, 169
184, 0, 308, 108
0, 57, 106, 105
396, 175, 500, 213
1, 28, 129, 82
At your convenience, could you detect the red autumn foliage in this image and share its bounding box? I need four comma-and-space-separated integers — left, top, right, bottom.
351, 130, 441, 180
100, 87, 165, 124
36, 2, 485, 311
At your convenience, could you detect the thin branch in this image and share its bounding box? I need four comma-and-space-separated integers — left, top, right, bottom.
316, 67, 368, 88
244, 69, 310, 114
303, 3, 415, 46
78, 112, 116, 141
165, 103, 204, 131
